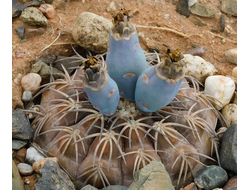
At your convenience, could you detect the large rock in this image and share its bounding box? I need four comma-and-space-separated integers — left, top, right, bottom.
35, 160, 75, 190
12, 160, 25, 190
220, 124, 237, 173
194, 165, 228, 190
221, 0, 237, 16
12, 110, 33, 141
128, 161, 174, 190
72, 12, 112, 53
20, 7, 48, 26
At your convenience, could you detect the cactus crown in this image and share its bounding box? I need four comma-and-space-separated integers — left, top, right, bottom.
111, 8, 136, 40
155, 48, 185, 82
81, 56, 108, 90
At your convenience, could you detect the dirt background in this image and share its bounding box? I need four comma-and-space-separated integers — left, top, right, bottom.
12, 0, 237, 108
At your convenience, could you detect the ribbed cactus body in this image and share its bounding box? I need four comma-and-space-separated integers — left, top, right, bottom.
84, 75, 119, 116
135, 66, 183, 112
106, 31, 147, 101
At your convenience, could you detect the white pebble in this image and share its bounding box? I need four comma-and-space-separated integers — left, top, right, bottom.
225, 48, 237, 64
22, 91, 33, 102
221, 103, 237, 126
21, 73, 41, 94
182, 54, 217, 83
204, 75, 235, 110
17, 163, 33, 176
188, 0, 197, 7
106, 2, 116, 13
26, 147, 45, 165
232, 66, 237, 78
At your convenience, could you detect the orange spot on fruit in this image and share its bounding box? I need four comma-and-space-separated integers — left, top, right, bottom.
108, 89, 116, 98
140, 101, 148, 109
142, 74, 149, 84
123, 73, 136, 78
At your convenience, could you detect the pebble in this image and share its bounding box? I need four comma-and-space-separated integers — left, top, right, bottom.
219, 124, 237, 174
180, 182, 198, 190
220, 14, 225, 32
72, 12, 112, 53
24, 0, 43, 7
225, 48, 237, 65
185, 46, 207, 57
80, 185, 98, 190
20, 7, 48, 26
12, 139, 27, 150
12, 160, 25, 190
35, 160, 75, 190
164, 14, 170, 19
21, 73, 42, 95
221, 104, 237, 126
182, 54, 217, 83
221, 0, 237, 16
128, 161, 174, 190
22, 90, 33, 102
12, 0, 26, 17
188, 0, 197, 7
190, 3, 216, 17
194, 165, 228, 190
30, 61, 64, 80
17, 163, 34, 176
223, 176, 237, 190
14, 73, 22, 84
176, 0, 191, 18
39, 4, 55, 19
15, 25, 25, 39
232, 67, 237, 78
33, 157, 59, 174
12, 110, 33, 141
26, 146, 45, 165
103, 185, 128, 190
204, 75, 235, 110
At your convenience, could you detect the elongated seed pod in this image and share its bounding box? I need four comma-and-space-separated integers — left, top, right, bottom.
82, 57, 119, 116
106, 9, 147, 101
135, 49, 185, 112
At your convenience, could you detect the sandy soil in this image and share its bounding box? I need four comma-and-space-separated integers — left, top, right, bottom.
12, 0, 236, 108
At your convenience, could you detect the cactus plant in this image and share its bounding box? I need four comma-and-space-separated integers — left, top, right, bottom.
106, 9, 147, 101
135, 48, 185, 112
24, 8, 227, 190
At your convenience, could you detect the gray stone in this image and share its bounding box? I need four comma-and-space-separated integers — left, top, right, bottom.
24, 28, 45, 38
22, 91, 33, 102
220, 14, 226, 32
12, 110, 33, 141
221, 0, 237, 16
17, 163, 34, 176
12, 139, 27, 150
26, 146, 45, 165
30, 61, 64, 80
190, 3, 216, 17
220, 124, 237, 173
12, 160, 25, 190
35, 160, 75, 190
15, 25, 25, 38
176, 0, 191, 18
102, 185, 128, 190
12, 0, 26, 17
72, 12, 112, 53
80, 185, 98, 190
24, 0, 43, 7
20, 7, 48, 26
128, 161, 174, 190
194, 165, 228, 190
